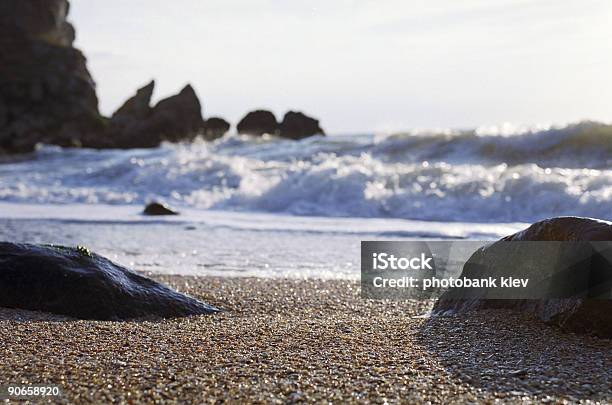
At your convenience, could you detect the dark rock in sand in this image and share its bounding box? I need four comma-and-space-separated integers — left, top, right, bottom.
503, 216, 612, 242
433, 217, 612, 337
143, 202, 179, 216
0, 0, 106, 154
0, 242, 218, 320
279, 111, 325, 139
236, 110, 278, 136
108, 82, 205, 148
203, 117, 230, 140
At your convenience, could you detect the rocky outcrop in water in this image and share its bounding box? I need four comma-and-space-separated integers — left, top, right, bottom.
0, 242, 217, 320
279, 111, 325, 139
0, 0, 223, 152
236, 110, 278, 136
433, 217, 612, 337
237, 109, 324, 139
0, 0, 105, 153
108, 81, 206, 148
203, 117, 231, 141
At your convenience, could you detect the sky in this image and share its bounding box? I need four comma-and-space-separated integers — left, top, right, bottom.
71, 0, 612, 134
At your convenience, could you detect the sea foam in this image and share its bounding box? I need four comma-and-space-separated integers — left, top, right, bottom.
0, 121, 610, 223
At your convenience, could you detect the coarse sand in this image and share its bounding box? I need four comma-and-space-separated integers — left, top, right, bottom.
0, 276, 610, 404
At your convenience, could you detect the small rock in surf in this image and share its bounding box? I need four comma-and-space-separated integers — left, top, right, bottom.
143, 202, 179, 216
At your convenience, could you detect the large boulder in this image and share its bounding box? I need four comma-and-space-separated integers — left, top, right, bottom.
503, 216, 612, 242
432, 217, 612, 337
279, 111, 325, 139
0, 242, 218, 320
0, 0, 105, 153
108, 82, 206, 148
236, 110, 278, 136
203, 117, 230, 141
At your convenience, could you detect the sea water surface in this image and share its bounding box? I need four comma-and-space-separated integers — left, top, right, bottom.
0, 122, 610, 278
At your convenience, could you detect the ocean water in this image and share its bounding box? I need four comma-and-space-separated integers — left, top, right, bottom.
0, 203, 524, 279
0, 121, 610, 278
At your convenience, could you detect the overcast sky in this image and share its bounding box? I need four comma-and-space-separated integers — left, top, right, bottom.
71, 0, 612, 134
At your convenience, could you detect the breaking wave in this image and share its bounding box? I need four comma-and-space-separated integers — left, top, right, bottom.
0, 121, 610, 223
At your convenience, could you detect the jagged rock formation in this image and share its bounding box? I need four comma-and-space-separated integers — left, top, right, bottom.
0, 242, 218, 320
112, 80, 154, 123
0, 1, 224, 152
432, 217, 612, 337
0, 0, 105, 153
237, 109, 325, 139
0, 0, 322, 152
108, 81, 206, 148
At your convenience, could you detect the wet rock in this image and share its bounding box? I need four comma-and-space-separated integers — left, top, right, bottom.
0, 242, 218, 320
279, 110, 325, 139
0, 0, 105, 154
109, 83, 205, 148
433, 217, 612, 337
503, 216, 612, 242
142, 202, 179, 216
236, 110, 278, 136
203, 117, 230, 140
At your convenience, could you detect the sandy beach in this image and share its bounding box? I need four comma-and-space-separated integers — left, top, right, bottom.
1, 275, 610, 404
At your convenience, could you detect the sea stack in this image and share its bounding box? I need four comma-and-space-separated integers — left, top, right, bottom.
109, 82, 206, 148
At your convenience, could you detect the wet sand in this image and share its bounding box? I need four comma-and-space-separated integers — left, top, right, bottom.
0, 276, 610, 403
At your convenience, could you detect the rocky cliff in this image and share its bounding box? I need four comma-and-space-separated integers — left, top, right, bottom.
0, 0, 104, 153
